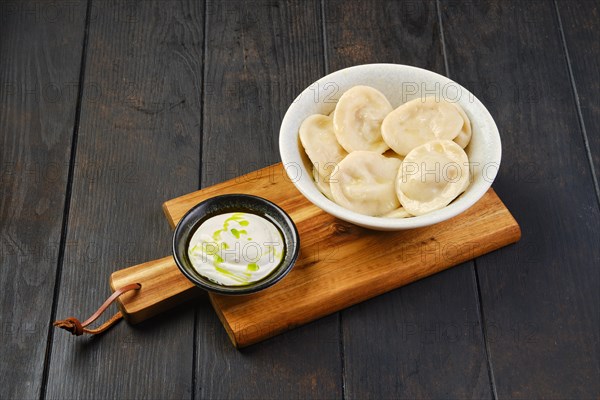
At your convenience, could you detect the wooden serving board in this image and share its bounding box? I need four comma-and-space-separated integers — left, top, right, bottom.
111, 163, 520, 348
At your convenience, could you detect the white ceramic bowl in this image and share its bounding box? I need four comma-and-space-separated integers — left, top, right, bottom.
279, 64, 501, 230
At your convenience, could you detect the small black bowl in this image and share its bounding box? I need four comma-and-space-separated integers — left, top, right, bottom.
172, 194, 300, 295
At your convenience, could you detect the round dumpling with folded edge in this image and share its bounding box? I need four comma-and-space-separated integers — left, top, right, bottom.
381, 207, 412, 218
333, 86, 393, 154
299, 114, 347, 179
330, 151, 402, 216
313, 166, 333, 200
381, 97, 466, 155
450, 102, 472, 148
396, 140, 470, 216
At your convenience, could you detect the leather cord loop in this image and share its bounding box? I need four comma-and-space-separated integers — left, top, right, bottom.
53, 283, 141, 336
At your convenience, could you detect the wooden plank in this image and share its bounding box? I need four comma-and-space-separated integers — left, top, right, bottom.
323, 0, 494, 397
196, 1, 342, 398
557, 0, 600, 194
0, 1, 87, 399
441, 1, 600, 398
158, 165, 520, 348
45, 1, 204, 398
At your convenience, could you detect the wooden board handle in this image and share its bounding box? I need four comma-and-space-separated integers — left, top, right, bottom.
110, 256, 202, 324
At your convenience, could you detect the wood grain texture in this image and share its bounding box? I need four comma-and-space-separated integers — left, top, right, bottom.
45, 1, 204, 399
556, 0, 600, 193
196, 1, 342, 398
323, 0, 494, 397
160, 163, 520, 348
0, 1, 87, 398
110, 256, 201, 324
441, 1, 600, 398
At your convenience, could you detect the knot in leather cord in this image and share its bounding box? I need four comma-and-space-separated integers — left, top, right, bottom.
53, 283, 141, 336
54, 317, 84, 336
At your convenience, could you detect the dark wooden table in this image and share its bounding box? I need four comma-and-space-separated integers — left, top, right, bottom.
1, 1, 599, 399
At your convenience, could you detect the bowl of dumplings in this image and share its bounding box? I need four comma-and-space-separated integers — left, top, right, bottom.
279, 64, 501, 230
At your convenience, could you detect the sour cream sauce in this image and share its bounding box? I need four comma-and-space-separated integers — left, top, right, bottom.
187, 212, 285, 286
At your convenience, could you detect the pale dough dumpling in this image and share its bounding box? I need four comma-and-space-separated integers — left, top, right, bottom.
299, 114, 347, 179
313, 166, 333, 200
382, 207, 412, 218
381, 97, 465, 155
330, 151, 401, 216
451, 102, 472, 148
333, 86, 393, 154
396, 140, 470, 216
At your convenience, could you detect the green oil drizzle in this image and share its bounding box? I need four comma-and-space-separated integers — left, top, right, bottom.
211, 213, 250, 241
208, 213, 254, 282
215, 266, 247, 284
212, 229, 223, 241
230, 228, 247, 239
190, 212, 285, 286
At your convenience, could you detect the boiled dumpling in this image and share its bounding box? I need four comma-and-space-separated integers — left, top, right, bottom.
381, 207, 412, 218
330, 151, 401, 216
450, 102, 472, 148
396, 140, 469, 216
313, 166, 333, 200
333, 86, 393, 154
381, 97, 465, 155
299, 114, 347, 179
